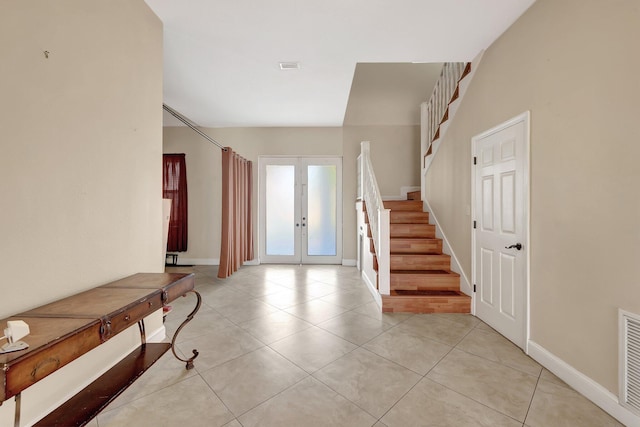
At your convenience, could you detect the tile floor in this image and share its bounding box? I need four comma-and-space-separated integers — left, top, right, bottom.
95, 265, 623, 426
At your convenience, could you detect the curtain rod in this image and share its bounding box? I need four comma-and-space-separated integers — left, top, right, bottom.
163, 103, 227, 151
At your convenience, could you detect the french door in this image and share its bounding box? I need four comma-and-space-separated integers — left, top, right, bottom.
259, 157, 342, 264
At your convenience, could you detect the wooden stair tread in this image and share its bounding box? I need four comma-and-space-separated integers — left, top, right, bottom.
390, 237, 439, 240
390, 269, 458, 276
390, 224, 435, 238
383, 200, 423, 211
390, 211, 430, 224
390, 290, 466, 297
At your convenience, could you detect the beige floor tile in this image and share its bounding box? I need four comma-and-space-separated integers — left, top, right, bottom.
320, 288, 376, 309
255, 272, 316, 288
352, 301, 413, 325
227, 279, 291, 297
431, 313, 480, 329
398, 314, 474, 346
214, 298, 280, 324
269, 326, 357, 372
314, 348, 421, 418
98, 375, 234, 427
284, 299, 349, 324
289, 281, 340, 298
238, 376, 376, 427
457, 328, 542, 376
176, 325, 263, 372
427, 349, 537, 422
201, 347, 307, 416
94, 265, 622, 426
318, 311, 394, 345
381, 378, 522, 427
475, 320, 497, 332
364, 326, 452, 375
164, 305, 233, 344
84, 419, 98, 427
539, 368, 569, 388
303, 268, 342, 284
525, 378, 623, 427
164, 266, 195, 274
258, 288, 315, 309
165, 289, 208, 318
238, 310, 313, 344
198, 284, 250, 309
105, 351, 198, 411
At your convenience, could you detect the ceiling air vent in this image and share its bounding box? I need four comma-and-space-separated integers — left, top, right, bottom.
619, 309, 640, 415
279, 62, 300, 70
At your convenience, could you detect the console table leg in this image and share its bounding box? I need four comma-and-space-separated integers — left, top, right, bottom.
170, 290, 201, 370
14, 393, 21, 427
138, 319, 147, 347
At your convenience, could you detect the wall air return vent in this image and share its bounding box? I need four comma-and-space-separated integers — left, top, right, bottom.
619, 309, 640, 415
279, 62, 300, 70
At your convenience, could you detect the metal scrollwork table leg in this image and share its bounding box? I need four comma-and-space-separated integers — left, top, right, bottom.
169, 290, 202, 370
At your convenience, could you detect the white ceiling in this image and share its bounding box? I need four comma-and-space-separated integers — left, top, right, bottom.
146, 0, 536, 128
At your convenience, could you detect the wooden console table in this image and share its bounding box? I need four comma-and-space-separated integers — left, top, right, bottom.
0, 272, 201, 427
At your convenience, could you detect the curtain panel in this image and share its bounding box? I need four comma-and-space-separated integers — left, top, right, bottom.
218, 148, 254, 278
162, 154, 188, 252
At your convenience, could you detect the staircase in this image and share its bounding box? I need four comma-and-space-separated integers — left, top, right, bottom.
364, 191, 470, 313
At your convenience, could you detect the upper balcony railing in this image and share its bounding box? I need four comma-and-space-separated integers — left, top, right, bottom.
422, 62, 468, 160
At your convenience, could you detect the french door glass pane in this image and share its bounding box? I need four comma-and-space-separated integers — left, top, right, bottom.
266, 165, 295, 255
307, 165, 337, 256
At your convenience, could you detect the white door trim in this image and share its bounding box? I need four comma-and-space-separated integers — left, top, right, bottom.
471, 111, 531, 352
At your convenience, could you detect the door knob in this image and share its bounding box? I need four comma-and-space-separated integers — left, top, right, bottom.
505, 243, 523, 250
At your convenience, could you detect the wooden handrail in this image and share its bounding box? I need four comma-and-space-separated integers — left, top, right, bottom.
360, 142, 390, 295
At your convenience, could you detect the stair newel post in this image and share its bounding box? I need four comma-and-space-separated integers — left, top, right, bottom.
377, 208, 391, 296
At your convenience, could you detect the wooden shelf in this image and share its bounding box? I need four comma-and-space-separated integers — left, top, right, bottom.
34, 342, 170, 427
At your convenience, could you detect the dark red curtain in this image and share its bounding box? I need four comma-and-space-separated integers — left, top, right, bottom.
163, 154, 188, 252
218, 148, 253, 278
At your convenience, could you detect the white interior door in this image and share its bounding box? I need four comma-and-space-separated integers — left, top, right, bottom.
259, 157, 342, 264
473, 112, 529, 349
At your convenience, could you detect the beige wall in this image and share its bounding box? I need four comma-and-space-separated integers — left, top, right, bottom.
163, 125, 420, 263
426, 0, 640, 394
0, 0, 163, 319
343, 125, 421, 259
0, 0, 163, 423
163, 127, 343, 263
344, 126, 421, 198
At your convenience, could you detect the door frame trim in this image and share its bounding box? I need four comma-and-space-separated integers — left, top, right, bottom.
471, 111, 531, 352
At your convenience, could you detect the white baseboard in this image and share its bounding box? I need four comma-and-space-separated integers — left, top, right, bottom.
422, 198, 472, 297
147, 324, 166, 343
342, 259, 356, 267
382, 186, 421, 201
528, 340, 639, 426
361, 270, 382, 308
400, 186, 421, 199
243, 259, 260, 266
